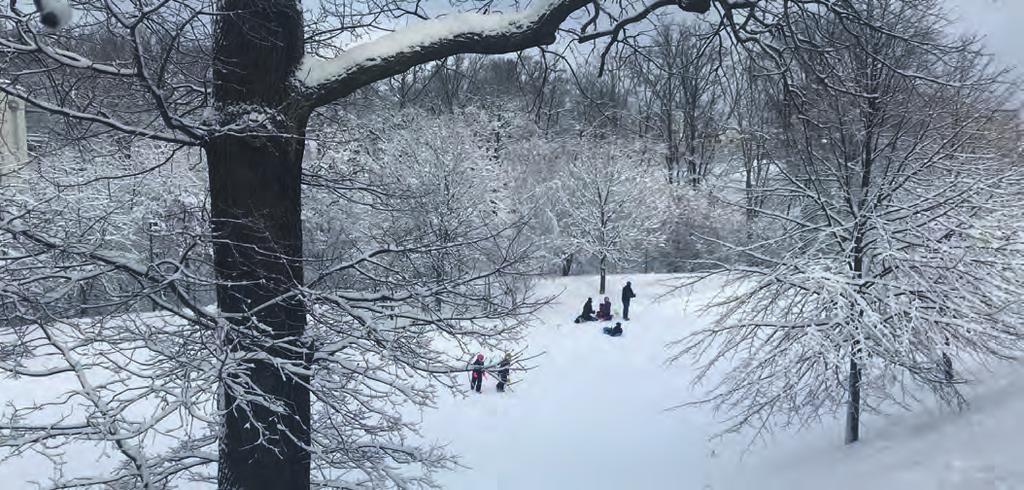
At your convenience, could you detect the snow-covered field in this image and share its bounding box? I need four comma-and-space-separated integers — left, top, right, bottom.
422, 274, 1024, 490
2, 273, 1022, 489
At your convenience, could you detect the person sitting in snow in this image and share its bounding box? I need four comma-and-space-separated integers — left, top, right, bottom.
496, 353, 512, 392
602, 322, 624, 337
575, 297, 597, 323
596, 297, 613, 321
469, 354, 485, 393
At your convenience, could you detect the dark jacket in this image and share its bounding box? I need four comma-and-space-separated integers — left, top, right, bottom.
582, 299, 594, 317
498, 358, 510, 382
622, 284, 636, 303
604, 324, 623, 337
471, 358, 485, 378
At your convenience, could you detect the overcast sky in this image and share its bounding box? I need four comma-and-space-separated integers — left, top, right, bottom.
945, 0, 1024, 72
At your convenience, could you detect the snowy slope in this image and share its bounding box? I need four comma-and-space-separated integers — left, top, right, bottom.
420, 273, 1024, 490
1, 274, 1021, 489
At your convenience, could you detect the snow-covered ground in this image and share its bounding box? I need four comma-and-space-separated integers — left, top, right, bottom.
2, 273, 1022, 489
422, 274, 1024, 490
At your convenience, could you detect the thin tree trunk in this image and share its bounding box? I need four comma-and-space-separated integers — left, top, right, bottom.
845, 349, 861, 444
561, 253, 574, 276
599, 254, 607, 295
941, 352, 954, 383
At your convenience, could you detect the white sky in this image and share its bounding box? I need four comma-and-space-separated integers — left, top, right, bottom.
945, 0, 1024, 72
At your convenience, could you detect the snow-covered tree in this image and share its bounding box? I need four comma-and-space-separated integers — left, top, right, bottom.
0, 119, 543, 489
6, 0, 1014, 485
673, 0, 1024, 444
555, 139, 669, 293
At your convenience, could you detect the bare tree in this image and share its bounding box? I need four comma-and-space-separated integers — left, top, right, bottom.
673, 0, 1024, 445
629, 21, 724, 186
0, 119, 544, 489
720, 52, 783, 227
554, 138, 668, 294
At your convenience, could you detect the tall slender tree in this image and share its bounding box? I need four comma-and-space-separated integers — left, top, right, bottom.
673, 0, 1024, 444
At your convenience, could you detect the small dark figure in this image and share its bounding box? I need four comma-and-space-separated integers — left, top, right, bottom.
575, 297, 597, 323
470, 354, 485, 393
941, 336, 954, 383
621, 281, 636, 321
941, 352, 954, 383
596, 296, 613, 321
496, 353, 511, 392
603, 322, 624, 337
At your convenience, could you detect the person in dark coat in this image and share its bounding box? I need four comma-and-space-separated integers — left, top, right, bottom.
575, 297, 597, 323
621, 281, 636, 321
596, 296, 613, 321
496, 353, 511, 392
470, 354, 485, 393
603, 322, 624, 337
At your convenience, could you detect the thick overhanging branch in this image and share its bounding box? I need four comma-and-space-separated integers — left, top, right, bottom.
297, 0, 591, 106
296, 0, 721, 107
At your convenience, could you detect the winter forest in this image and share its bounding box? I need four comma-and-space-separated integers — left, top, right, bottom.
1, 0, 1023, 488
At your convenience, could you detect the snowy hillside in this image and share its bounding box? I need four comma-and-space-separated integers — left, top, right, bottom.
420, 274, 1024, 490
1, 273, 1021, 489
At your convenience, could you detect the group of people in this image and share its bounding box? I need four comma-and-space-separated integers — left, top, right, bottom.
574, 281, 637, 337
468, 281, 639, 394
575, 281, 636, 323
468, 352, 512, 393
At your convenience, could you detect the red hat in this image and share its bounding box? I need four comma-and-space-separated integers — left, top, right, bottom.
476, 354, 484, 361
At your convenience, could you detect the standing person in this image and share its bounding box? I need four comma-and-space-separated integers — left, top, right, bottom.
470, 354, 485, 393
621, 281, 636, 321
496, 353, 511, 392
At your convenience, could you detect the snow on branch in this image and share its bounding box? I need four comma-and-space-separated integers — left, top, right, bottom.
294, 0, 723, 106
295, 0, 589, 104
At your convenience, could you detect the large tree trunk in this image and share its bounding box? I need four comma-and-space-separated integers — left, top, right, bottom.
209, 0, 311, 487
207, 133, 310, 489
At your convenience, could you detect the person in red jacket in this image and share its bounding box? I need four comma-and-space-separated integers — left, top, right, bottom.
469, 354, 485, 393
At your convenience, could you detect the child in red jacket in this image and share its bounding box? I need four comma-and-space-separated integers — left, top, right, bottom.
469, 354, 485, 393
